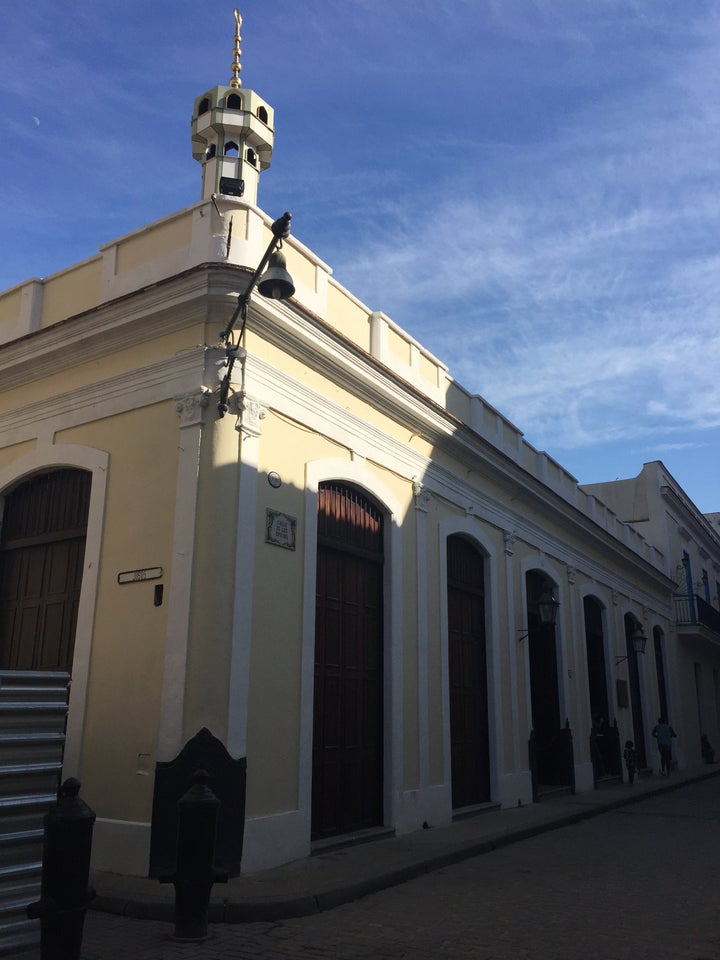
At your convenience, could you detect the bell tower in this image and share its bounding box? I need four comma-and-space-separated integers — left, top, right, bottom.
191, 10, 275, 205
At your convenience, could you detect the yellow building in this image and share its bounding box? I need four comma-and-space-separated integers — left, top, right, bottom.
0, 12, 714, 883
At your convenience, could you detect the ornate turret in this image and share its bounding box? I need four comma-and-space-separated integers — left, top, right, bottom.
191, 10, 275, 205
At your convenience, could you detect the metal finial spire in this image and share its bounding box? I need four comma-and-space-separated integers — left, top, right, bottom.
230, 9, 243, 88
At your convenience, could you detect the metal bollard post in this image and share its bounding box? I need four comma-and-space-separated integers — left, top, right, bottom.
169, 769, 227, 941
27, 777, 96, 960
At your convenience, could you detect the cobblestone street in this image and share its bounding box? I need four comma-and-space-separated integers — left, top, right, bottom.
64, 778, 720, 960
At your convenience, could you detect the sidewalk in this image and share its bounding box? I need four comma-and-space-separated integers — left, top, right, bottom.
91, 765, 720, 925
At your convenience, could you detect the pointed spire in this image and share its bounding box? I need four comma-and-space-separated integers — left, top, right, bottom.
230, 9, 242, 89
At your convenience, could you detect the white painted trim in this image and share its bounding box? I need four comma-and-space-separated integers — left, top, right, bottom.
91, 818, 151, 877
395, 786, 451, 833
241, 809, 310, 873
0, 348, 205, 448
627, 607, 652, 763
247, 353, 670, 616
575, 760, 595, 792
564, 570, 587, 752
503, 534, 522, 771
156, 392, 208, 760
0, 444, 108, 780
226, 436, 261, 758
414, 492, 430, 799
498, 770, 533, 808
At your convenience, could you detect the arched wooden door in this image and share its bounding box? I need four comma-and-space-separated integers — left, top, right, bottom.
527, 571, 564, 786
312, 482, 384, 841
584, 596, 616, 778
447, 535, 490, 808
584, 597, 610, 726
0, 469, 91, 671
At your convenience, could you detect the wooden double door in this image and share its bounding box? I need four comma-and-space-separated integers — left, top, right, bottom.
0, 470, 90, 672
312, 483, 384, 841
447, 535, 490, 808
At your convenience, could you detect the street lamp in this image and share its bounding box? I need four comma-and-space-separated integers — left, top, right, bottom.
537, 585, 560, 626
217, 211, 295, 417
615, 620, 648, 665
518, 584, 560, 641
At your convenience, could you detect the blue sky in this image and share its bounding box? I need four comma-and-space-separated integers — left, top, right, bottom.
2, 1, 719, 513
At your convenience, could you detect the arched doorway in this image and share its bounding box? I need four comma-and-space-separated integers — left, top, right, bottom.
0, 469, 91, 671
312, 482, 384, 841
527, 571, 569, 789
584, 597, 609, 726
584, 597, 620, 779
447, 535, 490, 808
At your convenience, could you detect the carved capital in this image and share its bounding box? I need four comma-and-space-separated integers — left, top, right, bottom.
566, 566, 576, 585
175, 388, 211, 428
235, 391, 268, 436
412, 478, 432, 512
503, 531, 517, 557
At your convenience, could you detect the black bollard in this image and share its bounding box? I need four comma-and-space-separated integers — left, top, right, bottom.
169, 769, 226, 941
27, 777, 96, 960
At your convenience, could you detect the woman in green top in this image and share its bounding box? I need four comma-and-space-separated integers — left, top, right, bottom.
652, 717, 677, 775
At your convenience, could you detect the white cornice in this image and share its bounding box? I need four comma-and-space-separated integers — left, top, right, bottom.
661, 483, 720, 555
0, 348, 206, 445
0, 261, 669, 595
240, 298, 664, 568
246, 353, 672, 608
0, 268, 215, 391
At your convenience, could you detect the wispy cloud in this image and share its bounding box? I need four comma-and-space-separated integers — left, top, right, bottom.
312, 3, 720, 467
1, 0, 718, 506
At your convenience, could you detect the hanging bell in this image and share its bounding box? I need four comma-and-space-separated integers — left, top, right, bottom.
257, 250, 295, 301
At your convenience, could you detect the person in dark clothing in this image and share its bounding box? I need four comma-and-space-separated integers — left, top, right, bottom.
652, 717, 677, 775
623, 740, 637, 784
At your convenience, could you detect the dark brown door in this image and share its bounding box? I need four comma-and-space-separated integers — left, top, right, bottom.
527, 571, 565, 786
584, 596, 610, 727
448, 535, 490, 808
312, 483, 384, 841
0, 470, 90, 671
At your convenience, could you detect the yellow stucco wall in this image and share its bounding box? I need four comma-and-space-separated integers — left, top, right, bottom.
0, 287, 22, 330
0, 439, 37, 474
55, 402, 180, 821
40, 259, 103, 328
326, 283, 372, 349
245, 330, 422, 448
182, 417, 242, 744
115, 213, 194, 275
0, 328, 203, 417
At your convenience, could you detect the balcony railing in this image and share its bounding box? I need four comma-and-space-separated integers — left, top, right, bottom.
675, 594, 720, 637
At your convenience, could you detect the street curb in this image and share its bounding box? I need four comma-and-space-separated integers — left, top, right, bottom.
91, 767, 720, 924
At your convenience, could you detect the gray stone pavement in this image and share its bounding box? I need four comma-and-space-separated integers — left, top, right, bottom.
23, 765, 720, 958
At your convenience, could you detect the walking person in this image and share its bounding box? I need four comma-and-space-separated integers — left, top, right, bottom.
623, 739, 638, 784
652, 717, 677, 775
